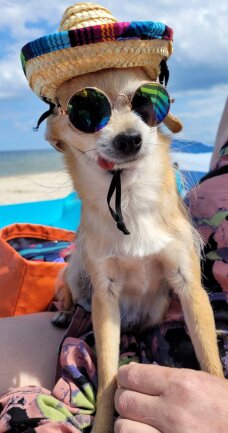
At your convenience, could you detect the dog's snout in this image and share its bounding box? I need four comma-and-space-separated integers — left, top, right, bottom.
113, 130, 142, 155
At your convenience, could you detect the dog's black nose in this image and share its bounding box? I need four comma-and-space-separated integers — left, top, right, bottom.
113, 130, 142, 155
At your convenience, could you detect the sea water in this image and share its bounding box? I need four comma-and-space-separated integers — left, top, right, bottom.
0, 149, 65, 177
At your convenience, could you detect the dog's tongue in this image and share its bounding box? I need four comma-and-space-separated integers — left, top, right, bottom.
97, 156, 114, 171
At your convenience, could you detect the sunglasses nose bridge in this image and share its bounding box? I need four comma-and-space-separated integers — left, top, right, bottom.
112, 94, 131, 110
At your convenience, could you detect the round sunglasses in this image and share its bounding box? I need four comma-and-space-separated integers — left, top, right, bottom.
57, 82, 172, 134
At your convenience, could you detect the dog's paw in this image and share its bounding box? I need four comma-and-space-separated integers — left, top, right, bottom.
51, 310, 74, 328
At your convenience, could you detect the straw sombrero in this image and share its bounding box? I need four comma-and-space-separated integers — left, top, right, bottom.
21, 2, 182, 132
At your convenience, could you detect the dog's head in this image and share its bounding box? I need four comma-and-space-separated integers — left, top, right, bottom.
46, 67, 171, 177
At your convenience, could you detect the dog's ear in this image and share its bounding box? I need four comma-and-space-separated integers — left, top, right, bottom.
163, 113, 183, 133
45, 116, 66, 152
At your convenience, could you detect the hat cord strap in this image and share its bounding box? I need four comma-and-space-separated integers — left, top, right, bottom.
33, 99, 56, 131
159, 59, 169, 87
107, 170, 130, 235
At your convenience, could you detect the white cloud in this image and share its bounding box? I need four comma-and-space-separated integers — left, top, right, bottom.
0, 0, 68, 39
172, 84, 228, 144
176, 84, 228, 116
0, 50, 27, 99
104, 0, 228, 66
0, 0, 69, 99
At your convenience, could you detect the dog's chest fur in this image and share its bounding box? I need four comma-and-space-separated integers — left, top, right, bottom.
105, 255, 170, 329
69, 247, 171, 329
68, 169, 174, 329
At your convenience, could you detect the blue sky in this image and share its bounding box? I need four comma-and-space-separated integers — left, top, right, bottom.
0, 0, 227, 151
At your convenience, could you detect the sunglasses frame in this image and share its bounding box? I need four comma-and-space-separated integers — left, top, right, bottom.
56, 81, 173, 134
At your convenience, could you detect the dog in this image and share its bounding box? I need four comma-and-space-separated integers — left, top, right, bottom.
46, 66, 223, 433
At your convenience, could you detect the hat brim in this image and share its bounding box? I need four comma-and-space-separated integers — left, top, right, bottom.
21, 21, 173, 101
21, 21, 182, 132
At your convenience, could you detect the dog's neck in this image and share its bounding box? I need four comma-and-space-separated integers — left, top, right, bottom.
71, 151, 165, 211
69, 150, 179, 258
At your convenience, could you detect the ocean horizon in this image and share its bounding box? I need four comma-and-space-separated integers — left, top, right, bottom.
0, 148, 65, 177
0, 139, 213, 178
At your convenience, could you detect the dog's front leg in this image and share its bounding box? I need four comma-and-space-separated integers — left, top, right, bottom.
90, 275, 120, 433
162, 242, 223, 377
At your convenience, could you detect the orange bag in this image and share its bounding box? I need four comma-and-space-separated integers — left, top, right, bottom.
0, 223, 75, 317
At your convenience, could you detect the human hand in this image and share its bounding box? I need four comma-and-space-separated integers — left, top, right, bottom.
114, 363, 228, 433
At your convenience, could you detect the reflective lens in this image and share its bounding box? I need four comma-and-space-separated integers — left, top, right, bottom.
67, 88, 111, 133
66, 83, 170, 133
131, 83, 170, 126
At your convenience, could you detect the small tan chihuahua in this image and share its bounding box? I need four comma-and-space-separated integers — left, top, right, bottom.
46, 67, 223, 433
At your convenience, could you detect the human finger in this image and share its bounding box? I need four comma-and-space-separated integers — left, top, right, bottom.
115, 388, 161, 428
117, 362, 176, 395
115, 417, 162, 433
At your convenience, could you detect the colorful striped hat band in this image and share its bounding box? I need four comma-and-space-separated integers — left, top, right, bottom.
21, 2, 182, 133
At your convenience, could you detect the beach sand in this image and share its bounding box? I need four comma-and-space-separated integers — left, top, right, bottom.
0, 170, 74, 205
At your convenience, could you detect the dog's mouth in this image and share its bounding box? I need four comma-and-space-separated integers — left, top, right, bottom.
97, 154, 139, 172
95, 153, 136, 235
97, 155, 115, 171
